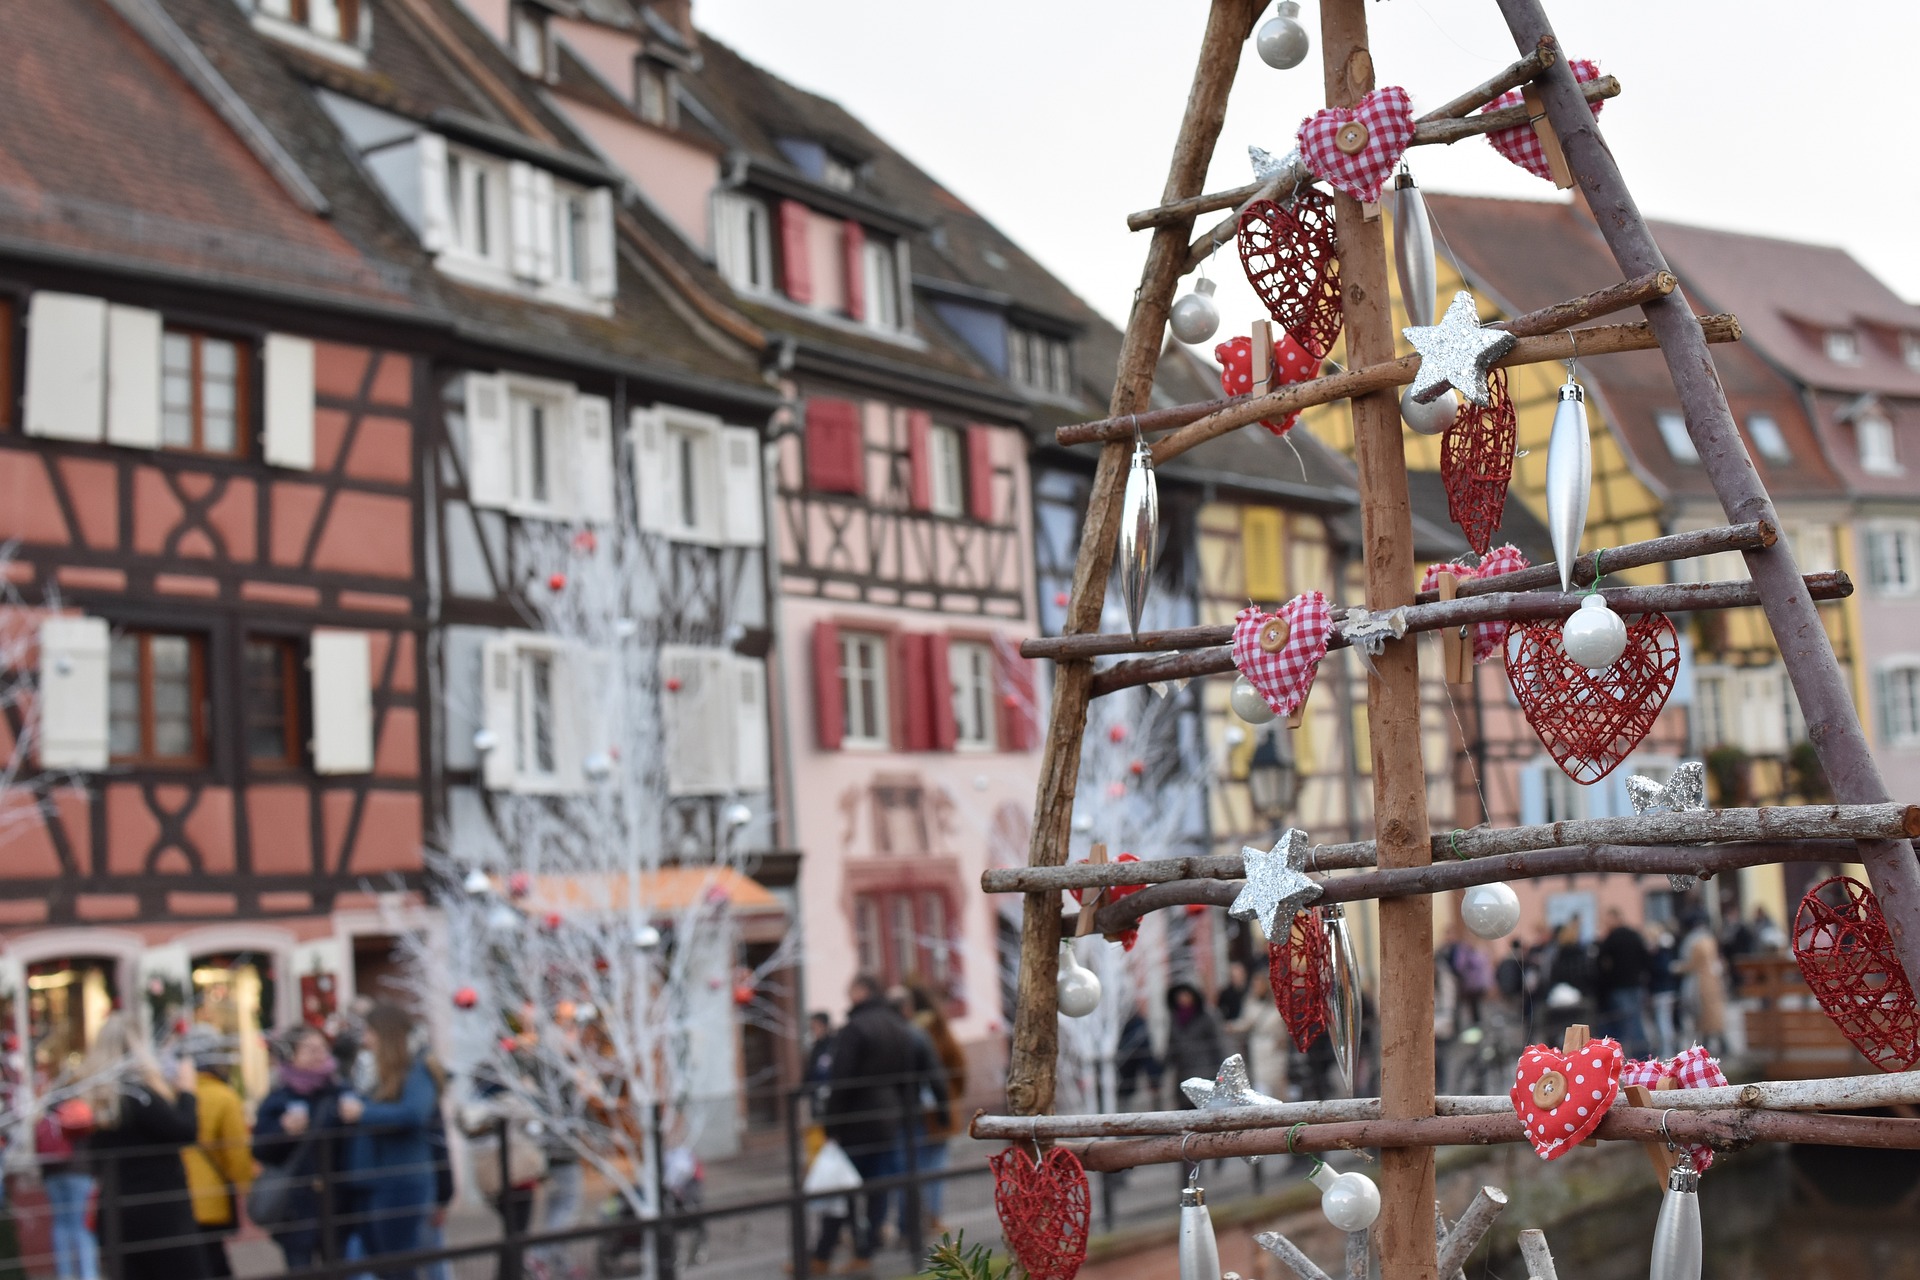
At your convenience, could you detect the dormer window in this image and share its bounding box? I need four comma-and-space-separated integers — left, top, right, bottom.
1902, 333, 1920, 373
635, 60, 679, 129
860, 234, 903, 332
1857, 411, 1900, 475
713, 192, 773, 294
252, 0, 366, 64
511, 4, 551, 79
1009, 328, 1074, 398
1746, 414, 1790, 463
445, 150, 504, 266
822, 156, 858, 193
1825, 328, 1861, 365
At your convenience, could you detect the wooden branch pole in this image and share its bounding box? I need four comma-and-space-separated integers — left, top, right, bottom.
1435, 1186, 1507, 1276
1518, 1230, 1559, 1280
1257, 1231, 1335, 1280
1496, 0, 1920, 997
1002, 0, 1260, 1123
1317, 5, 1435, 1276
1346, 1229, 1372, 1280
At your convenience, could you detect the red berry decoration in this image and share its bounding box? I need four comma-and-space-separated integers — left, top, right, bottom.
571, 529, 598, 553
1127, 759, 1145, 776
453, 987, 478, 1010
991, 1145, 1091, 1280
543, 912, 563, 931
1440, 366, 1517, 555
1794, 876, 1920, 1072
1107, 724, 1126, 744
1054, 591, 1070, 607
665, 677, 682, 693
1269, 907, 1332, 1053
547, 572, 567, 591
1236, 189, 1342, 361
507, 870, 531, 898
1505, 611, 1679, 784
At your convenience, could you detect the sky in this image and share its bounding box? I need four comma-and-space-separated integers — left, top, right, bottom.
695, 1, 1920, 338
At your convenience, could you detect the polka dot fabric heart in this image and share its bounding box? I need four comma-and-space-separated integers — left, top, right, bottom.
1509, 1037, 1622, 1160
991, 1145, 1091, 1280
1297, 85, 1416, 204
1506, 610, 1680, 784
1231, 594, 1331, 718
1622, 1046, 1728, 1171
1215, 334, 1318, 436
1482, 60, 1605, 181
1420, 545, 1530, 664
1072, 853, 1143, 951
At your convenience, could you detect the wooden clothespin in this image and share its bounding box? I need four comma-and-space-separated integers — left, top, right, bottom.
1437, 572, 1473, 688
1623, 1076, 1680, 1187
1075, 843, 1108, 937
1561, 1025, 1598, 1146
1521, 84, 1575, 189
1250, 320, 1277, 396
1288, 687, 1307, 730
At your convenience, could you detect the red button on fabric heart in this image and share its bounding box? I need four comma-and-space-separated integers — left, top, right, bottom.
1237, 191, 1342, 361
1297, 85, 1416, 204
1509, 1037, 1622, 1160
1421, 545, 1530, 664
1231, 594, 1331, 718
992, 1145, 1091, 1280
1506, 610, 1680, 784
1215, 333, 1318, 436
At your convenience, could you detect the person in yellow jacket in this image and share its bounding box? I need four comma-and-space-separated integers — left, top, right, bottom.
179, 1032, 253, 1279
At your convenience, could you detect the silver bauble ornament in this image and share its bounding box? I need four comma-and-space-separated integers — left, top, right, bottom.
1056, 941, 1102, 1018
1390, 171, 1437, 328
1230, 675, 1278, 724
1400, 385, 1457, 436
1561, 593, 1628, 669
1118, 438, 1160, 640
1306, 1162, 1381, 1232
1170, 278, 1221, 345
1460, 881, 1521, 940
1648, 1153, 1703, 1280
1546, 373, 1592, 592
1255, 1, 1310, 70
1178, 1175, 1223, 1280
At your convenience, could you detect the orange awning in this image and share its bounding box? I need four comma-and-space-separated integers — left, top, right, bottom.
520, 867, 784, 919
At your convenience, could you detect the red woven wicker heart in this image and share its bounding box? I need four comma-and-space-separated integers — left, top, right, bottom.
991, 1145, 1091, 1280
1237, 191, 1342, 360
1440, 366, 1516, 555
1269, 905, 1330, 1053
1506, 611, 1679, 784
1794, 876, 1920, 1073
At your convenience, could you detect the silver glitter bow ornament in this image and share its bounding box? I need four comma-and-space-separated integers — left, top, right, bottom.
1335, 604, 1409, 679
1181, 1053, 1283, 1110
1249, 145, 1304, 184
1230, 828, 1321, 938
1404, 291, 1516, 407
1628, 762, 1709, 892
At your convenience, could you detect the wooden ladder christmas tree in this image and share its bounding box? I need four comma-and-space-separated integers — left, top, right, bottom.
975, 1, 1920, 1278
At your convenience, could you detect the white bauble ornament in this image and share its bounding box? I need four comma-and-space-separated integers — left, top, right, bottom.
1561, 593, 1628, 669
1460, 881, 1521, 940
462, 867, 492, 896
1306, 1162, 1381, 1232
1400, 385, 1457, 436
631, 924, 662, 951
1256, 1, 1310, 70
1170, 278, 1221, 345
1056, 941, 1102, 1018
1230, 675, 1278, 725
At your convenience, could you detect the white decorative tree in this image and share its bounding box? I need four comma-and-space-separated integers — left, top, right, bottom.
0, 541, 81, 851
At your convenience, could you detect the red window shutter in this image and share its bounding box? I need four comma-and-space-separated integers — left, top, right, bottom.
811, 620, 843, 750
778, 199, 813, 304
843, 221, 866, 322
887, 630, 911, 750
966, 424, 996, 522
995, 636, 1037, 751
928, 633, 957, 751
906, 410, 934, 512
805, 398, 865, 495
899, 633, 933, 751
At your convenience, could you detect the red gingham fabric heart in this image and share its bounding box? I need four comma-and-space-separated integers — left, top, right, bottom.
992, 1145, 1091, 1280
1297, 85, 1415, 204
1231, 594, 1331, 718
1483, 60, 1604, 181
1622, 1046, 1727, 1171
1072, 853, 1142, 951
1509, 1037, 1623, 1160
1215, 334, 1318, 436
1420, 545, 1530, 663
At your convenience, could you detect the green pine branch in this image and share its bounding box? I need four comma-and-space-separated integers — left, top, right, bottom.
923, 1232, 1024, 1280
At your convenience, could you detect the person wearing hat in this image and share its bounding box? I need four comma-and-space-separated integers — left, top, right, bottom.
180, 1027, 252, 1277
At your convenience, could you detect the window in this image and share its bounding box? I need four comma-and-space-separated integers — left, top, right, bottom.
1542, 768, 1588, 822
517, 649, 558, 782
1881, 664, 1920, 748
191, 952, 277, 1101
851, 889, 958, 995
509, 385, 565, 511
244, 638, 301, 767
554, 188, 588, 287
634, 61, 676, 128
714, 193, 773, 294
1825, 328, 1861, 365
160, 329, 246, 456
632, 406, 749, 545
1865, 522, 1920, 595
1655, 411, 1698, 462
822, 155, 858, 193
1903, 333, 1920, 373
254, 0, 364, 59
1746, 414, 1790, 463
862, 238, 902, 332
1009, 328, 1074, 397
950, 640, 995, 749
109, 631, 205, 766
27, 957, 118, 1077
445, 150, 503, 265
840, 632, 890, 748
1857, 413, 1900, 475
510, 4, 548, 77
928, 425, 965, 517
1692, 669, 1729, 753
666, 419, 717, 537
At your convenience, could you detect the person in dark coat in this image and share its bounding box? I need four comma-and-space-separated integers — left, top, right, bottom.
340, 1003, 441, 1280
81, 1014, 209, 1280
253, 1025, 353, 1269
1164, 982, 1228, 1106
1115, 1001, 1162, 1106
1594, 907, 1652, 1056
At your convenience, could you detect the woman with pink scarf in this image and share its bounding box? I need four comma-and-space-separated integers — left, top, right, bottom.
252, 1026, 352, 1270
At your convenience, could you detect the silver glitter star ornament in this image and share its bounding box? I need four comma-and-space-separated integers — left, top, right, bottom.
1628, 762, 1709, 892
1404, 291, 1516, 407
1230, 828, 1321, 939
1181, 1053, 1283, 1110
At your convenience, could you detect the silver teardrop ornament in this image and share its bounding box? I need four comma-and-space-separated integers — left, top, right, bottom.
1324, 903, 1361, 1093
1390, 171, 1437, 329
1648, 1154, 1703, 1280
1118, 437, 1160, 639
1178, 1178, 1223, 1280
1546, 374, 1592, 593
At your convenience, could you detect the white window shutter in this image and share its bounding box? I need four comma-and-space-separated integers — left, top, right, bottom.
481, 635, 519, 790
573, 395, 617, 524
508, 162, 538, 279
731, 656, 769, 792
630, 406, 672, 534
586, 187, 617, 299
25, 292, 107, 442
663, 645, 731, 795
417, 133, 452, 252
104, 305, 162, 449
893, 238, 915, 333
720, 426, 764, 547
465, 373, 513, 508
36, 616, 109, 771
711, 192, 743, 283
532, 170, 557, 281
263, 334, 316, 470
549, 645, 588, 793
310, 631, 374, 774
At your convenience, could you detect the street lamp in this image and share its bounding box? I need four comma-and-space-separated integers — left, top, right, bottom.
1246, 730, 1299, 821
